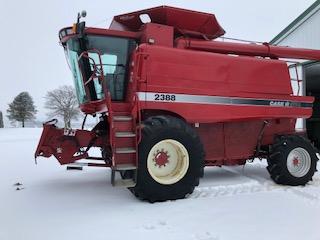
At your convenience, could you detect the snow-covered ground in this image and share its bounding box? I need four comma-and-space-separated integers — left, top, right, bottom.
0, 128, 319, 240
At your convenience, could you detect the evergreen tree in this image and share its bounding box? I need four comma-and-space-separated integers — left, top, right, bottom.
7, 92, 37, 127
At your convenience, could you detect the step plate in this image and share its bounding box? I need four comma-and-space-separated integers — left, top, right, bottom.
112, 179, 136, 188
112, 163, 137, 171
113, 116, 133, 122
115, 132, 136, 138
115, 147, 136, 154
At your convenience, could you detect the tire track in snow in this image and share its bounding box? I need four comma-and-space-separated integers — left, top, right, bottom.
190, 164, 320, 208
192, 232, 219, 240
190, 165, 275, 200
139, 221, 219, 240
190, 181, 270, 200
222, 165, 320, 207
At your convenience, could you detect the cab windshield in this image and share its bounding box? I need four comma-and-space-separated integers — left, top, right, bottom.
65, 35, 136, 104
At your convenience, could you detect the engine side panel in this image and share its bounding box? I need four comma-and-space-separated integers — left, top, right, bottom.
195, 119, 295, 165
135, 44, 313, 123
141, 44, 293, 96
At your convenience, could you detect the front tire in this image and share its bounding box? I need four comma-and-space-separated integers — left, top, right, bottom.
267, 135, 318, 186
131, 116, 205, 202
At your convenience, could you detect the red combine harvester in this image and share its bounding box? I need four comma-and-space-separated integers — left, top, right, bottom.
35, 6, 319, 202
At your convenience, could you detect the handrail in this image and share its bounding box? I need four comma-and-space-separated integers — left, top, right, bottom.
288, 63, 303, 96
106, 91, 115, 165
134, 94, 142, 144
78, 49, 105, 86
293, 64, 302, 96
131, 93, 142, 166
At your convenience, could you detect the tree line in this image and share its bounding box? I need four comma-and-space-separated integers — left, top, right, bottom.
3, 86, 80, 128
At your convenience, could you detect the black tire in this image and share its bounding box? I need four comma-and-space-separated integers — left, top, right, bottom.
267, 135, 318, 186
130, 115, 205, 202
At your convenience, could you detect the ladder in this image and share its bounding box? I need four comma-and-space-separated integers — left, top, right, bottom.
107, 94, 140, 187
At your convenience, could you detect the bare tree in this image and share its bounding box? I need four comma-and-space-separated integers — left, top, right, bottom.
7, 92, 37, 127
44, 86, 81, 128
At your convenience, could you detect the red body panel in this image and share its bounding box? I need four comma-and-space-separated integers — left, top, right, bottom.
139, 44, 290, 96
135, 44, 313, 122
196, 119, 295, 165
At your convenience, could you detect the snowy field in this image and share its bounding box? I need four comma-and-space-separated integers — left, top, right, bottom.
0, 128, 320, 240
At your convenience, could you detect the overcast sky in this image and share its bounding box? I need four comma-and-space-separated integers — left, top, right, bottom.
0, 0, 316, 124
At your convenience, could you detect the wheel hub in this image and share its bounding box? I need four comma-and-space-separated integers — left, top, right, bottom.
286, 147, 311, 178
292, 157, 300, 167
154, 150, 170, 167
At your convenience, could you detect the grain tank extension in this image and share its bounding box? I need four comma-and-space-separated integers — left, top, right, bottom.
35, 6, 319, 202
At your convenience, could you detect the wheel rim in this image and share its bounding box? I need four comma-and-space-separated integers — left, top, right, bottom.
286, 147, 311, 178
147, 139, 189, 185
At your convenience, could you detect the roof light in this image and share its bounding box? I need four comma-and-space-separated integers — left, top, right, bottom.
139, 14, 151, 23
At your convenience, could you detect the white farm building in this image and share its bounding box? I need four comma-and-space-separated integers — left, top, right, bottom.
270, 0, 320, 149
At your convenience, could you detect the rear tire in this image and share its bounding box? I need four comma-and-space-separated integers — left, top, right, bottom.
131, 116, 204, 202
267, 135, 318, 186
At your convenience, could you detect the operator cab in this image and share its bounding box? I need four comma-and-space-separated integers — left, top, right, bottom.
59, 21, 137, 113
65, 35, 136, 102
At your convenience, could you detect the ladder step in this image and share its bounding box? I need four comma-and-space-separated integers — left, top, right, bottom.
113, 116, 132, 122
66, 166, 83, 171
115, 147, 136, 154
112, 179, 136, 188
113, 163, 137, 171
115, 132, 136, 138
111, 164, 136, 187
